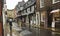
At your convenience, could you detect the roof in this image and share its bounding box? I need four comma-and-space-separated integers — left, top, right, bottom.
18, 1, 25, 7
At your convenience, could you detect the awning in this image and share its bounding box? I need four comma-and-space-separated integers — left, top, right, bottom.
50, 9, 60, 13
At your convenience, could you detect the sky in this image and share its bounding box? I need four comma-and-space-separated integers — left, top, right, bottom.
6, 0, 28, 10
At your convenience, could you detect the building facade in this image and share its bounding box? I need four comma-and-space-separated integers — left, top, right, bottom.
15, 0, 36, 30
7, 9, 16, 19
48, 0, 60, 28
15, 0, 60, 29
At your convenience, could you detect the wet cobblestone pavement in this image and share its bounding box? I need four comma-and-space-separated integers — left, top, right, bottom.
28, 27, 60, 36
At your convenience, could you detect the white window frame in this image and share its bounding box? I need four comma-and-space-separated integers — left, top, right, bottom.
52, 0, 60, 4
40, 0, 44, 8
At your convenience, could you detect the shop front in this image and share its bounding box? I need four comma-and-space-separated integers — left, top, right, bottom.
51, 9, 60, 29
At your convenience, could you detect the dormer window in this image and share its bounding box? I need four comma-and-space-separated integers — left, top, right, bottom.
24, 10, 26, 13
53, 0, 60, 4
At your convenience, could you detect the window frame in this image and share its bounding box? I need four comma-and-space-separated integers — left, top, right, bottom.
40, 0, 44, 8
31, 6, 34, 12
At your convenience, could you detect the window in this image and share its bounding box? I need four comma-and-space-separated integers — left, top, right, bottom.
18, 4, 20, 8
24, 10, 26, 13
31, 6, 34, 12
27, 8, 30, 13
53, 0, 60, 4
40, 0, 44, 8
17, 6, 20, 11
20, 7, 23, 10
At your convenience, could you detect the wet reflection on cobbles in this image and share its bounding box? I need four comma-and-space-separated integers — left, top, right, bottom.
30, 27, 60, 36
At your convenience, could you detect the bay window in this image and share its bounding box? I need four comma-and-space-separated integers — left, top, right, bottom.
20, 7, 23, 10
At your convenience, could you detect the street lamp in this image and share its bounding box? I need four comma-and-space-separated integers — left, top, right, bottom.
8, 18, 13, 36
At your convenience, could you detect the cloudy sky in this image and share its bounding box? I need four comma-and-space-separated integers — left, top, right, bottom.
6, 0, 28, 10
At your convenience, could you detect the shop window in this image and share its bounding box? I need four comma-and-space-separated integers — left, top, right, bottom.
52, 0, 60, 4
